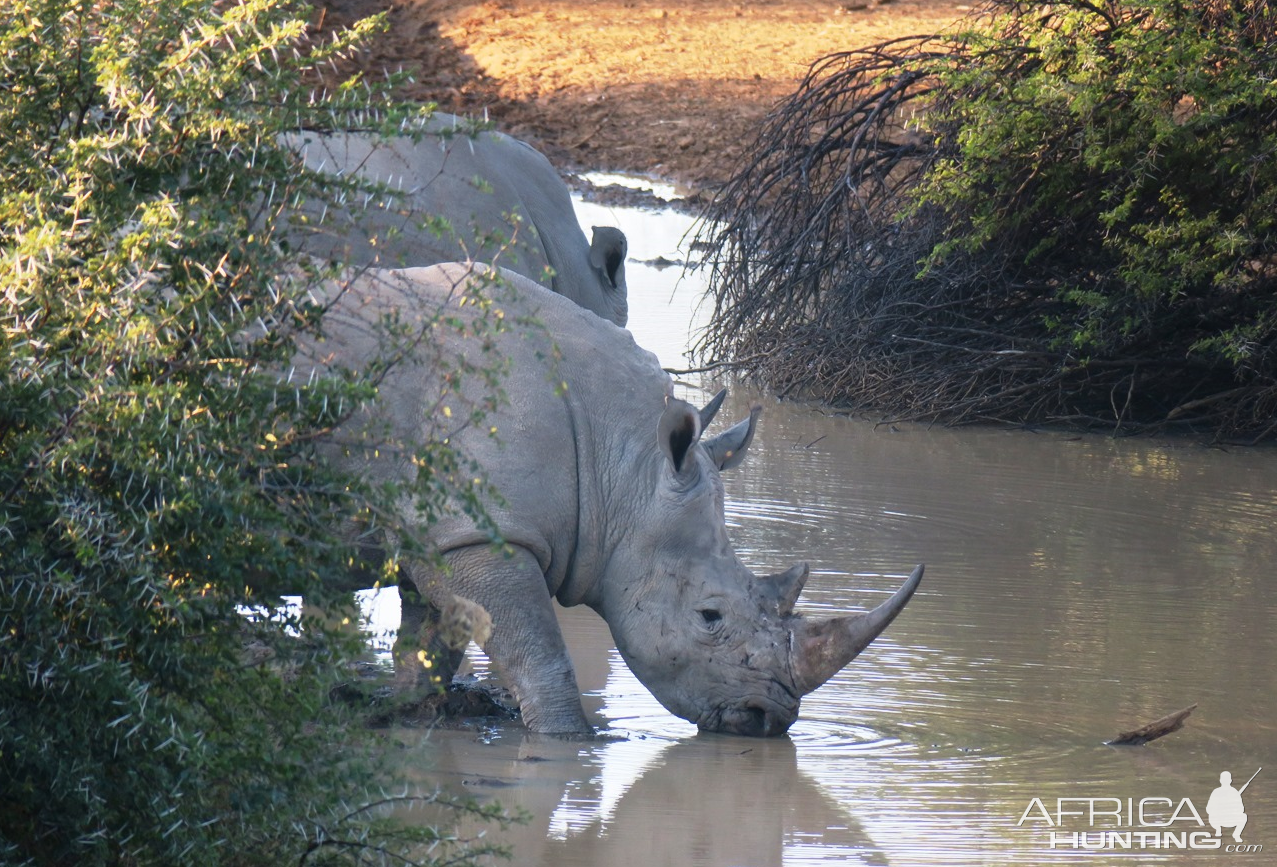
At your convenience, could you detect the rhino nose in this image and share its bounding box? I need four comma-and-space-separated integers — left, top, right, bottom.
722, 702, 796, 737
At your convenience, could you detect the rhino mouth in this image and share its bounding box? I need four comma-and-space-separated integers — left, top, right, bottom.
699, 693, 799, 737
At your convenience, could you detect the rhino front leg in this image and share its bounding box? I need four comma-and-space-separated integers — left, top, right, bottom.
424, 544, 593, 735
393, 577, 468, 691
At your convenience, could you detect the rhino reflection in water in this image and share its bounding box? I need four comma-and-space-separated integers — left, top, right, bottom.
414, 733, 878, 865
301, 264, 923, 736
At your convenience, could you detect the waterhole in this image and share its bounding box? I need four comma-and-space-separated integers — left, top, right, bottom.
361, 189, 1277, 866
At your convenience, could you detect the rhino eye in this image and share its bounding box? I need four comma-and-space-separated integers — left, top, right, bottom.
699, 608, 723, 627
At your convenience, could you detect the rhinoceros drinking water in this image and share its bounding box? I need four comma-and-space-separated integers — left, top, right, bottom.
300, 263, 923, 736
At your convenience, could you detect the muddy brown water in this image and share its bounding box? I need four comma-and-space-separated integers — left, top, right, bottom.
358, 192, 1277, 865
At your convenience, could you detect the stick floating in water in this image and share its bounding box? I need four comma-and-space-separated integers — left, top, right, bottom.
1106, 703, 1197, 746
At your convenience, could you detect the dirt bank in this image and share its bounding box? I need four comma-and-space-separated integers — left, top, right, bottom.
316, 0, 967, 192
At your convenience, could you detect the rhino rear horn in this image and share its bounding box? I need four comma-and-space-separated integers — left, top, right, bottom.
702, 404, 761, 471
792, 564, 924, 695
764, 563, 809, 617
590, 226, 627, 289
698, 388, 727, 430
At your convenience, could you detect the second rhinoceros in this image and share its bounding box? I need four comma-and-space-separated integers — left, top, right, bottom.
301, 263, 922, 736
282, 115, 629, 326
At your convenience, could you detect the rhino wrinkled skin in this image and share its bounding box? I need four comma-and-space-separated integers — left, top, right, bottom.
282, 115, 629, 326
300, 263, 923, 737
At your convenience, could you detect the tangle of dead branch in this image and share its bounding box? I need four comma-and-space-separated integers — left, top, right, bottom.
694, 1, 1277, 442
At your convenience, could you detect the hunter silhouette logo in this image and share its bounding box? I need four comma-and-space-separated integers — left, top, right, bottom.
1209, 768, 1261, 843
1018, 766, 1264, 853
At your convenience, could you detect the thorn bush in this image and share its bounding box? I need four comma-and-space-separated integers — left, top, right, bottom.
696, 0, 1277, 441
0, 1, 515, 864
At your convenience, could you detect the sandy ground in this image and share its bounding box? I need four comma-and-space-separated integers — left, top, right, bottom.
315, 0, 968, 192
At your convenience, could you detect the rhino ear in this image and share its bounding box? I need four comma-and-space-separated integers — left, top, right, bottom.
658, 398, 702, 475
590, 226, 627, 290
702, 404, 761, 471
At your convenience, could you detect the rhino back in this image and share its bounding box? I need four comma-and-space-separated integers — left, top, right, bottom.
308, 264, 667, 601
284, 128, 548, 275
282, 117, 625, 324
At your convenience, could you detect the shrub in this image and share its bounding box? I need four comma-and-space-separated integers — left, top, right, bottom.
696, 0, 1277, 441
0, 1, 511, 864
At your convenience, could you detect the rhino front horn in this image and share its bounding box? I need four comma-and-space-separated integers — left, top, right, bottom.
792, 564, 924, 696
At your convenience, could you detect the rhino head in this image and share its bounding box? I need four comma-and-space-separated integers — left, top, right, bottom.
599, 393, 922, 737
